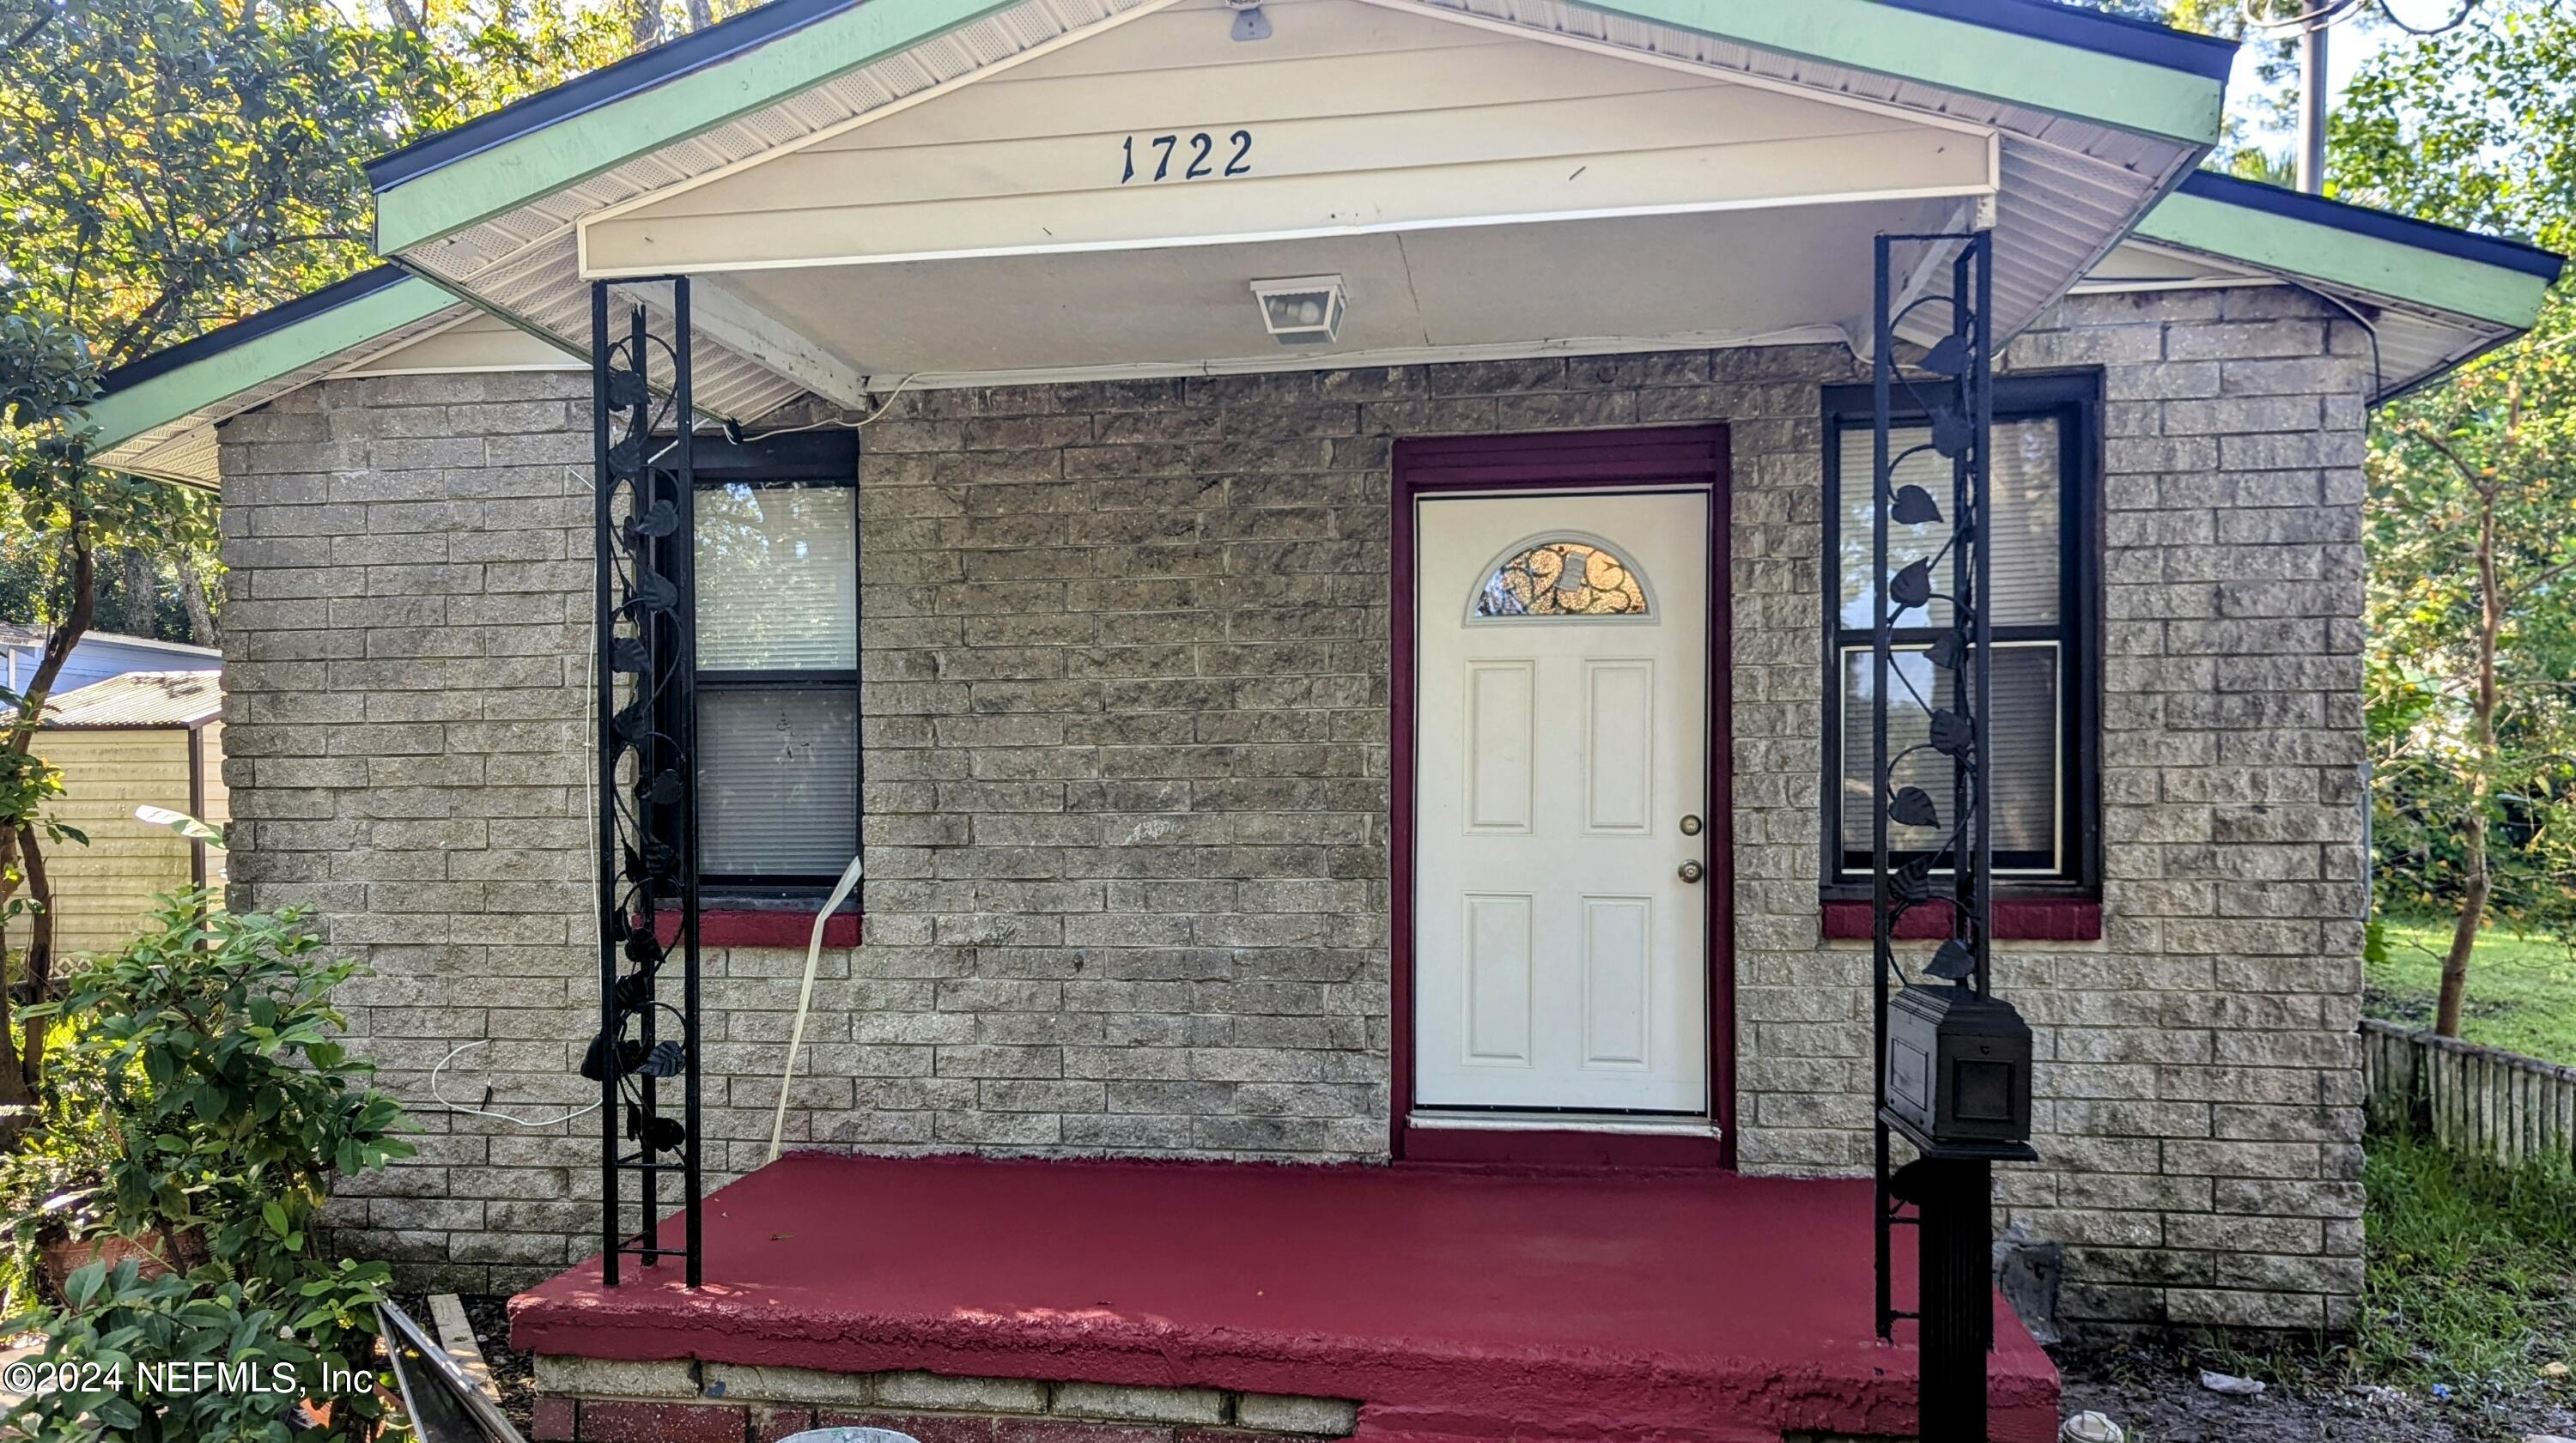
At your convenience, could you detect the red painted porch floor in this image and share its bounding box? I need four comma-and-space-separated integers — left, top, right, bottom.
509, 1154, 2058, 1443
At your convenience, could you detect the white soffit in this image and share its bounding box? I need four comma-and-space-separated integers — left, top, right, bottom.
392, 0, 2200, 418
337, 308, 586, 377
2074, 236, 2514, 403
97, 306, 580, 490
2071, 237, 2273, 291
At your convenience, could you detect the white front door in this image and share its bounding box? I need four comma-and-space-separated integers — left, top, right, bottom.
1413, 489, 1711, 1116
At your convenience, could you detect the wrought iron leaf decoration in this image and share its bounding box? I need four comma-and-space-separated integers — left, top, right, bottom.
611, 637, 651, 675
1889, 559, 1934, 611
582, 1034, 645, 1082
1894, 855, 1935, 905
1926, 937, 1978, 982
1921, 332, 1971, 377
1927, 631, 1968, 671
1929, 709, 1974, 758
640, 1040, 688, 1078
629, 499, 679, 539
1929, 403, 1972, 459
632, 571, 679, 613
1891, 485, 1942, 526
1889, 785, 1939, 828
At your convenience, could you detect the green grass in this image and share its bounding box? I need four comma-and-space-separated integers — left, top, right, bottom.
2354, 1129, 2576, 1399
2367, 914, 2576, 1067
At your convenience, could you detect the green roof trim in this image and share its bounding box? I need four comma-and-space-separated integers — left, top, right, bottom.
85, 273, 457, 452
1572, 0, 2227, 145
2136, 186, 2557, 331
372, 0, 2230, 258
375, 0, 1022, 254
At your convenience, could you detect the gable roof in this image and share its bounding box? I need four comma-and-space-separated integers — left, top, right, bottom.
365, 0, 2236, 258
85, 266, 581, 488
2105, 171, 2566, 401
88, 167, 2567, 488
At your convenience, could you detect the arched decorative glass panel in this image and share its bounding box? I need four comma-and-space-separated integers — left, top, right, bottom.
1473, 538, 1650, 619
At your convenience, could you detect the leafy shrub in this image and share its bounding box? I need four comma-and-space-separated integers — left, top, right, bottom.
2, 892, 415, 1440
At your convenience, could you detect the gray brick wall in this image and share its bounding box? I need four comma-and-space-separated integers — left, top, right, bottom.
216, 286, 2366, 1331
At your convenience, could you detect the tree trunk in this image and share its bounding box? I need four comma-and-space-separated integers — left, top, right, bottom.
0, 500, 96, 1100
121, 547, 157, 636
629, 0, 662, 51
178, 561, 219, 648
686, 0, 712, 29
2434, 488, 2504, 1039
16, 827, 53, 1089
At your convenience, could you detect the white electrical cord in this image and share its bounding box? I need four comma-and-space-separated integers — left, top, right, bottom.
430, 1039, 605, 1127
769, 852, 865, 1163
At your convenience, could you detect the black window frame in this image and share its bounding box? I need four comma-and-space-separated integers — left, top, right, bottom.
1817, 371, 2101, 900
657, 429, 864, 905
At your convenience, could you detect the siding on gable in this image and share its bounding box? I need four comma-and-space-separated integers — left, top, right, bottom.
214, 288, 2369, 1334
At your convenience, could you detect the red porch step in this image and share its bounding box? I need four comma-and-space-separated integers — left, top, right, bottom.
512, 1154, 2058, 1442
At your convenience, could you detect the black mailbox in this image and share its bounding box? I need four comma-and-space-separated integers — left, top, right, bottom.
1884, 981, 2032, 1147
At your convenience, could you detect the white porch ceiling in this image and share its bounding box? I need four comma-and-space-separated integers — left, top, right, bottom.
389, 0, 2205, 420
699, 203, 1949, 382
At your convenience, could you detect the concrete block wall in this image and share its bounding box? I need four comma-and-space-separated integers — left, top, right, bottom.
1991, 287, 2374, 1331
216, 287, 2366, 1331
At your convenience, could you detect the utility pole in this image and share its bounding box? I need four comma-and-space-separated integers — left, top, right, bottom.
2298, 15, 2330, 193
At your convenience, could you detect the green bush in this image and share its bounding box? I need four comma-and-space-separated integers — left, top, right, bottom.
2, 892, 416, 1441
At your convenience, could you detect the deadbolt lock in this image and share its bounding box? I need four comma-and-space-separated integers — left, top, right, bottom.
1678, 860, 1706, 884
1680, 814, 1703, 837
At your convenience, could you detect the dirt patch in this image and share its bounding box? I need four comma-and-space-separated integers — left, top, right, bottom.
2058, 1340, 2576, 1443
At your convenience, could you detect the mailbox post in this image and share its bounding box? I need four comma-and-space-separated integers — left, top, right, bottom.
1866, 229, 2038, 1443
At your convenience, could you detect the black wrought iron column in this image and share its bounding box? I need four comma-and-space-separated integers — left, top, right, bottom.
589, 277, 703, 1288
1866, 231, 2036, 1442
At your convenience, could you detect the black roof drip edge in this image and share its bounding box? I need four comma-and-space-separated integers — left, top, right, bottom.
94, 264, 419, 397
2178, 170, 2567, 282
1874, 0, 2239, 82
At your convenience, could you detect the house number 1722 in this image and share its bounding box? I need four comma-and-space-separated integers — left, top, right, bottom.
1120, 130, 1253, 184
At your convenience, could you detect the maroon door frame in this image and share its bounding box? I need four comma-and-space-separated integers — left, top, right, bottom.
1390, 427, 1735, 1170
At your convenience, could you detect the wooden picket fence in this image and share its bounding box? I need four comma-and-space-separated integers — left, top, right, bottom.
2361, 1018, 2576, 1171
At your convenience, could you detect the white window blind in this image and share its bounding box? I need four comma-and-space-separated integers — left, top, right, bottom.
1838, 641, 2061, 869
698, 688, 859, 878
696, 483, 857, 671
1835, 418, 2061, 631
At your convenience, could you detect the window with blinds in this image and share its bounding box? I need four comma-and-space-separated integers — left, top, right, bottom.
681, 434, 862, 893
1821, 377, 2097, 888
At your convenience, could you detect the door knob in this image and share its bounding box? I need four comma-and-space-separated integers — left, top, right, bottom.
1678, 860, 1705, 884
1680, 814, 1703, 837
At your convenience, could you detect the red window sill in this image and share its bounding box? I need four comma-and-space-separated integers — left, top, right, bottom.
1820, 898, 2099, 943
653, 909, 862, 948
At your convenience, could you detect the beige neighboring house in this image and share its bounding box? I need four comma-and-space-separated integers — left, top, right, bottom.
33, 670, 228, 957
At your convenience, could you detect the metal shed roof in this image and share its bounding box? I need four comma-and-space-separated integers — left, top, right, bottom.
40, 670, 225, 730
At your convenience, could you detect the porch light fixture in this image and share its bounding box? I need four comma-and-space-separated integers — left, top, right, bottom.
1226, 0, 1272, 41
1251, 276, 1346, 346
